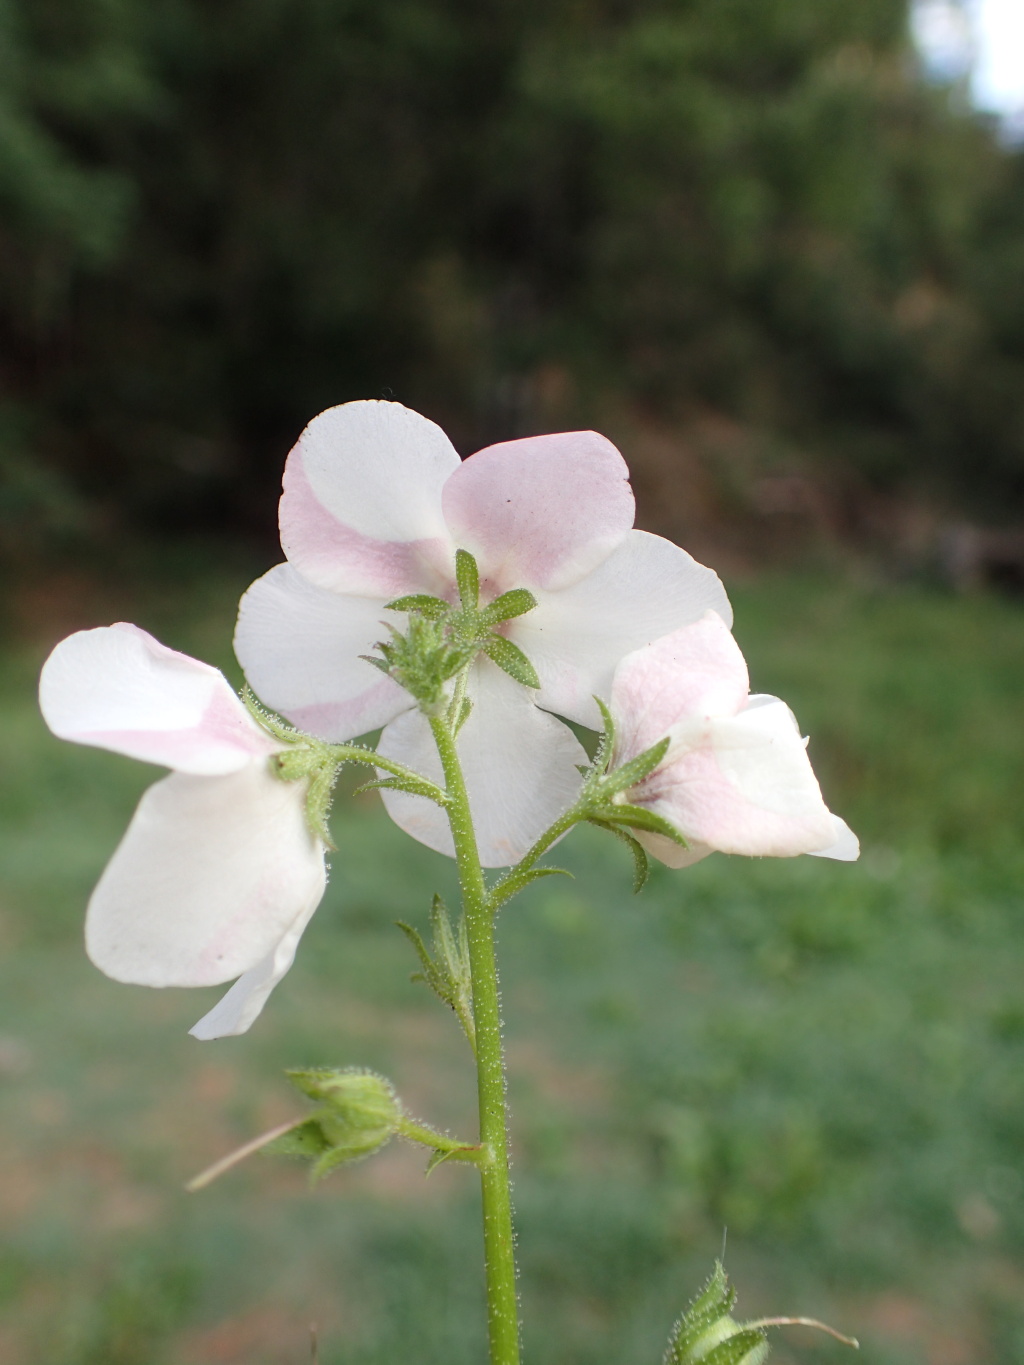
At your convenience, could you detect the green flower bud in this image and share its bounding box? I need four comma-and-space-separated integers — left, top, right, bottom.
374, 549, 542, 707
664, 1263, 768, 1365
675, 1318, 769, 1365
365, 613, 473, 708
663, 1261, 857, 1365
271, 1068, 403, 1180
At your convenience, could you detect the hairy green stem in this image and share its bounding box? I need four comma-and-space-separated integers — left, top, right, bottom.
489, 805, 584, 907
327, 742, 448, 804
445, 666, 471, 730
397, 1116, 486, 1164
429, 712, 520, 1365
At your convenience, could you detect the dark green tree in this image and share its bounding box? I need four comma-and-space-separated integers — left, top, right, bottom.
1, 0, 1023, 549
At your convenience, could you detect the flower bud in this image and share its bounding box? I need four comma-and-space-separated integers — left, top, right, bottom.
672, 1316, 769, 1365
664, 1263, 768, 1365
273, 1068, 403, 1179
664, 1261, 858, 1365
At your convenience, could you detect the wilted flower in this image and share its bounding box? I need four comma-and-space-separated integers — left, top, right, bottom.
39, 624, 327, 1038
608, 611, 858, 865
235, 399, 731, 865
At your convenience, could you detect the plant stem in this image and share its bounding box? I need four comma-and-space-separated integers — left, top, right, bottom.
327, 742, 448, 804
429, 712, 520, 1365
489, 805, 584, 906
396, 1116, 485, 1164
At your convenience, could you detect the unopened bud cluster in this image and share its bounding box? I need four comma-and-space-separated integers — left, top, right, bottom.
664, 1263, 768, 1365
365, 548, 541, 710
268, 1068, 402, 1181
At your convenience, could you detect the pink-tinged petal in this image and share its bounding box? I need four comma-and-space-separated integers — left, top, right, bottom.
280, 401, 458, 597
40, 625, 275, 775
86, 761, 326, 987
442, 430, 634, 593
189, 892, 321, 1039
633, 829, 712, 870
637, 697, 839, 857
808, 816, 860, 862
234, 564, 411, 741
512, 531, 733, 728
610, 612, 748, 760
375, 661, 588, 866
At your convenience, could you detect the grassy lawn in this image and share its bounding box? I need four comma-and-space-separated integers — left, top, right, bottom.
1, 564, 1023, 1364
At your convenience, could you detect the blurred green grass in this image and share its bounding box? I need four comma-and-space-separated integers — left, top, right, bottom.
1, 569, 1023, 1364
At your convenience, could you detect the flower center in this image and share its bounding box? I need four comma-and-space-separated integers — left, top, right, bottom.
371, 549, 542, 708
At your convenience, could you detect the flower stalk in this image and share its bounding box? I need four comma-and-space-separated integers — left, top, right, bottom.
38, 402, 863, 1362
429, 704, 521, 1365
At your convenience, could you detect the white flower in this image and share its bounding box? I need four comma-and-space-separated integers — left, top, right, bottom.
609, 612, 859, 865
235, 399, 731, 866
39, 624, 327, 1038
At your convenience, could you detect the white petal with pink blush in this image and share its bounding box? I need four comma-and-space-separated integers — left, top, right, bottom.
609, 612, 859, 865
236, 399, 732, 855
87, 764, 325, 989
376, 659, 589, 867
39, 625, 327, 1036
234, 564, 408, 741
40, 623, 278, 775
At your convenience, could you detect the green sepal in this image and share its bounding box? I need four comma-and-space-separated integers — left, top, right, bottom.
269, 741, 343, 849
603, 802, 688, 846
368, 616, 474, 707
699, 1332, 769, 1365
360, 653, 394, 674
397, 896, 475, 1051
455, 549, 479, 609
479, 588, 537, 625
281, 1068, 403, 1179
434, 895, 476, 1051
396, 919, 439, 990
305, 765, 340, 849
665, 1262, 736, 1363
432, 894, 467, 983
663, 1261, 768, 1365
263, 1118, 332, 1160
354, 775, 449, 807
601, 736, 671, 795
662, 1259, 856, 1365
452, 695, 473, 736
483, 635, 541, 689
489, 865, 573, 912
384, 593, 450, 619
310, 1142, 368, 1184
588, 819, 650, 893
591, 696, 617, 774
242, 686, 300, 742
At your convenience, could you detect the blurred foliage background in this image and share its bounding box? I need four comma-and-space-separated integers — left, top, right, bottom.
3, 1, 1024, 1363
2, 571, 1024, 1365
2, 0, 1024, 561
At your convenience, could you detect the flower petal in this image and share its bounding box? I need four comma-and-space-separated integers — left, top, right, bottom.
642, 697, 840, 857
234, 564, 410, 740
442, 430, 634, 593
189, 892, 321, 1039
809, 816, 860, 861
86, 761, 326, 987
280, 401, 459, 596
375, 660, 588, 866
633, 829, 711, 870
610, 612, 748, 760
39, 624, 275, 774
512, 531, 734, 728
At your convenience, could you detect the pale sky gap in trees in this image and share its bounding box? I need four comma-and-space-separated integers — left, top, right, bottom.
913, 0, 1024, 139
